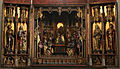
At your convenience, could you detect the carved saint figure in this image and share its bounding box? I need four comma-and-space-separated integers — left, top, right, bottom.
107, 24, 115, 52
6, 25, 14, 54
56, 26, 65, 44
93, 24, 102, 52
18, 25, 26, 54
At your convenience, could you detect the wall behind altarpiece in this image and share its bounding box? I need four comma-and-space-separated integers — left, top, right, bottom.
0, 0, 119, 68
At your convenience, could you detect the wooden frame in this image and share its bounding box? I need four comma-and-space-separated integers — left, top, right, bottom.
89, 2, 118, 67
31, 5, 89, 66
1, 4, 30, 67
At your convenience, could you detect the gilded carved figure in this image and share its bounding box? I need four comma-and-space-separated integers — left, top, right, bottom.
6, 25, 14, 54
93, 24, 102, 53
107, 24, 115, 53
18, 25, 26, 54
56, 26, 65, 44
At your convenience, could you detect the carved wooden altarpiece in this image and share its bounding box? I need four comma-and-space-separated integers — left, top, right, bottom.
1, 0, 118, 68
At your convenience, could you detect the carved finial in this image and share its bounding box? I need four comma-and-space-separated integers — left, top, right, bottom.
58, 7, 62, 15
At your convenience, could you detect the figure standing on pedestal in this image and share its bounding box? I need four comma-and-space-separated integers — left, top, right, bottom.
107, 24, 115, 53
18, 25, 26, 54
18, 25, 23, 54
6, 25, 14, 54
93, 24, 102, 53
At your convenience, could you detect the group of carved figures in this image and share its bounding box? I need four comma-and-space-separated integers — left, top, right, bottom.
34, 28, 54, 56
93, 24, 115, 54
5, 24, 27, 54
35, 23, 115, 57
66, 25, 86, 57
42, 30, 54, 56
36, 24, 86, 57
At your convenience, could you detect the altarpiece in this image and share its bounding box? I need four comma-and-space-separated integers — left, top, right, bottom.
1, 0, 118, 67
